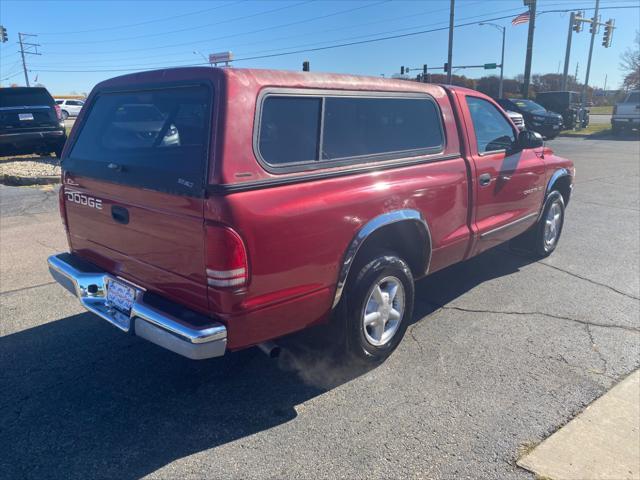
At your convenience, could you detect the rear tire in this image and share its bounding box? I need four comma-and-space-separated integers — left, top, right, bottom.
340, 252, 414, 364
61, 110, 69, 120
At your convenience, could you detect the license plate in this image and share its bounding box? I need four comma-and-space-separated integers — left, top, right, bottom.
18, 113, 34, 121
106, 279, 136, 313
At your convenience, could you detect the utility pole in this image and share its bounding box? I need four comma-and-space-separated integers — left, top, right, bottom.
522, 0, 537, 98
581, 0, 600, 106
18, 33, 40, 87
446, 0, 455, 84
562, 12, 577, 90
574, 62, 579, 86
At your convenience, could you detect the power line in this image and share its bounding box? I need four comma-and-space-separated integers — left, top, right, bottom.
27, 4, 640, 74
34, 0, 392, 56
42, 0, 315, 45
32, 1, 242, 35
31, 3, 499, 70
30, 0, 432, 64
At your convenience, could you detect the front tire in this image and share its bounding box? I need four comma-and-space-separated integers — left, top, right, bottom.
511, 191, 565, 258
342, 252, 414, 364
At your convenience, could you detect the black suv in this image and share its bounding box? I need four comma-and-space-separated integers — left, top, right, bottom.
496, 98, 563, 140
0, 87, 66, 157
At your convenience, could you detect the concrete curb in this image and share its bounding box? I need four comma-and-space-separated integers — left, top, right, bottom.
1, 174, 61, 187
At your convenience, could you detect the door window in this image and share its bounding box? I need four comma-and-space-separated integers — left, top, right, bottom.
467, 97, 515, 153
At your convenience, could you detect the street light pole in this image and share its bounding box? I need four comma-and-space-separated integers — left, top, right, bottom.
581, 0, 600, 106
480, 22, 506, 98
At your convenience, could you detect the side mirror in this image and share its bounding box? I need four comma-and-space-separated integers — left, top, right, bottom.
517, 130, 543, 150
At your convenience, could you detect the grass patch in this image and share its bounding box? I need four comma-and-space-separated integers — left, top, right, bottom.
590, 105, 613, 115
560, 123, 610, 137
517, 441, 539, 460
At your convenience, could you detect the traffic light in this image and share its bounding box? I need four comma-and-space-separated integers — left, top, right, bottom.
572, 13, 583, 33
423, 64, 427, 75
0, 26, 7, 43
602, 19, 614, 48
400, 66, 405, 75
302, 60, 310, 72
443, 62, 449, 73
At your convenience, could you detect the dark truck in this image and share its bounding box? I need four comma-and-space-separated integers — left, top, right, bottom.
0, 87, 66, 158
535, 91, 589, 130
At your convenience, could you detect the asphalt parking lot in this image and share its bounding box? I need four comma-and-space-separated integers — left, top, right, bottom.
1, 133, 639, 480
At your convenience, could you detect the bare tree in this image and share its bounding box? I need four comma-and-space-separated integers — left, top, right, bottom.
620, 31, 640, 90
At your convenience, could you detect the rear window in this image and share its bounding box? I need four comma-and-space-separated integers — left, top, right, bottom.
257, 93, 443, 169
66, 85, 211, 196
0, 88, 54, 108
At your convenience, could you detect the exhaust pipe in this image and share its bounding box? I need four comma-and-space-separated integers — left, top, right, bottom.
257, 341, 281, 358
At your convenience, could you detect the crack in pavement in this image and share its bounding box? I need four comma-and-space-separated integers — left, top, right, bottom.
585, 324, 609, 377
500, 249, 640, 301
432, 303, 640, 333
537, 261, 640, 301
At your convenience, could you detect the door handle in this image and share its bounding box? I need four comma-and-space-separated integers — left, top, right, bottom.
479, 173, 492, 186
111, 205, 129, 224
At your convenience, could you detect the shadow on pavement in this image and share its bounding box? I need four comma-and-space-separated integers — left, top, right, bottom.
0, 246, 536, 480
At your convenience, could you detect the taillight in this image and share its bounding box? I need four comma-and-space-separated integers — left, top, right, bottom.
58, 186, 68, 228
205, 225, 249, 288
54, 104, 63, 121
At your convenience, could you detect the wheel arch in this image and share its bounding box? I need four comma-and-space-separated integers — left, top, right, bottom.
546, 168, 572, 206
332, 209, 431, 308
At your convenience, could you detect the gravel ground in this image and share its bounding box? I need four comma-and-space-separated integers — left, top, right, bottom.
0, 155, 61, 178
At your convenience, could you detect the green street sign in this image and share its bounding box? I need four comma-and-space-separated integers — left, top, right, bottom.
484, 63, 498, 70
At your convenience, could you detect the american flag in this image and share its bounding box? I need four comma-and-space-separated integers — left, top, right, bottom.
511, 11, 530, 26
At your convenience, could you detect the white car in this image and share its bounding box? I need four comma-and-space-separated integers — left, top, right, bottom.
54, 99, 85, 119
506, 110, 526, 131
611, 91, 639, 134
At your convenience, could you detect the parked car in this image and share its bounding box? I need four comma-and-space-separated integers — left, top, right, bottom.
535, 91, 589, 129
0, 87, 66, 157
496, 98, 563, 139
48, 68, 574, 364
55, 98, 85, 119
505, 110, 526, 131
611, 90, 640, 134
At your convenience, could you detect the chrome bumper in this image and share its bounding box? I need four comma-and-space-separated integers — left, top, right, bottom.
47, 253, 227, 360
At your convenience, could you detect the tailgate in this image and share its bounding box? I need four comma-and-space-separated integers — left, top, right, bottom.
62, 83, 213, 313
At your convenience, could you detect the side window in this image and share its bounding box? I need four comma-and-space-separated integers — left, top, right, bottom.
322, 97, 443, 160
258, 96, 321, 165
257, 93, 444, 167
68, 100, 82, 106
55, 100, 63, 105
467, 96, 516, 153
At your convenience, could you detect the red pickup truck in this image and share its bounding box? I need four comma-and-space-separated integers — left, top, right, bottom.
48, 68, 574, 363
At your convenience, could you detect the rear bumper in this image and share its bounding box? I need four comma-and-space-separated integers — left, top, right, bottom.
47, 253, 227, 360
0, 129, 66, 153
611, 117, 640, 127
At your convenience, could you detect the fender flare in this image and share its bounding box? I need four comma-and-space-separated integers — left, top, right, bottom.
332, 209, 432, 308
545, 167, 571, 196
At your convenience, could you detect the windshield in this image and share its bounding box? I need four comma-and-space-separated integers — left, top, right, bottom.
512, 99, 546, 113
626, 92, 639, 103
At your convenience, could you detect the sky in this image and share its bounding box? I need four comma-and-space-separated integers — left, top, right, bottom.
0, 0, 638, 94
